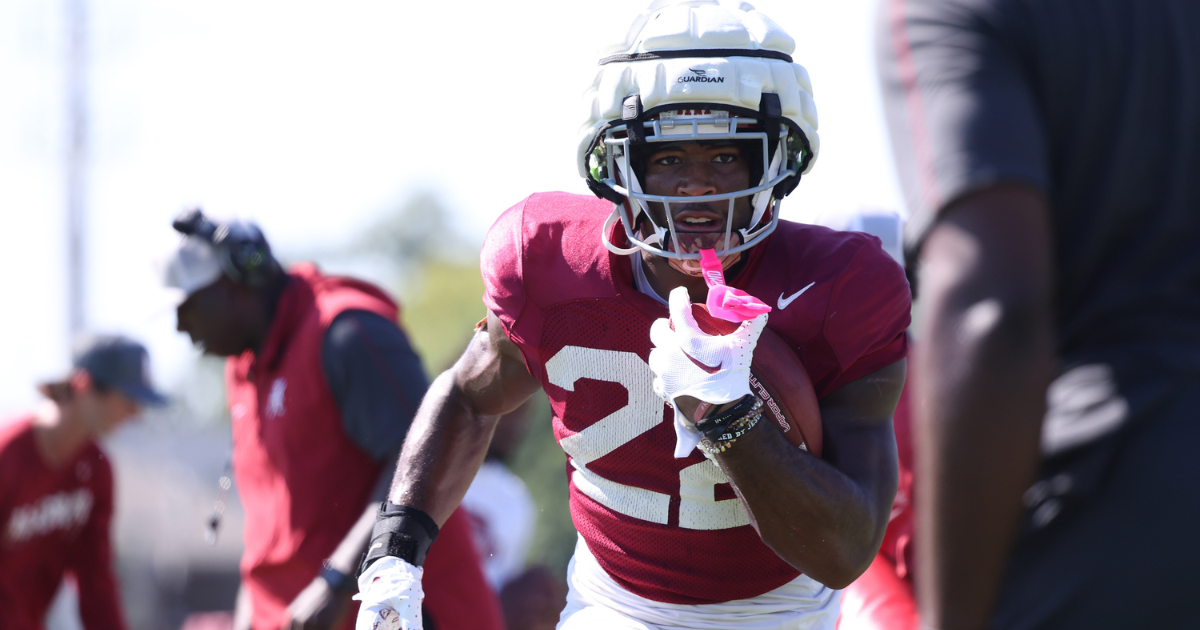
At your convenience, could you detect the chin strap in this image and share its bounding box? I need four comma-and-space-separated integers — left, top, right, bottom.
644, 221, 668, 247
608, 148, 668, 255
602, 207, 642, 256
616, 150, 655, 225
749, 138, 785, 228
740, 197, 777, 244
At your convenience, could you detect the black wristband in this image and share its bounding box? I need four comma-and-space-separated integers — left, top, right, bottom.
695, 394, 758, 440
709, 407, 762, 443
357, 502, 439, 577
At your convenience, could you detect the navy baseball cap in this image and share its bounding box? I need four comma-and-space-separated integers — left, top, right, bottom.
72, 334, 168, 406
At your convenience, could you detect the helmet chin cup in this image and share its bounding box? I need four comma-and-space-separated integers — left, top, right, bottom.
602, 208, 642, 256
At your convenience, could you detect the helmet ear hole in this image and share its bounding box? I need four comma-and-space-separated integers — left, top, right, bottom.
773, 173, 801, 200
586, 177, 626, 205
589, 144, 610, 184
585, 134, 626, 205
773, 126, 813, 199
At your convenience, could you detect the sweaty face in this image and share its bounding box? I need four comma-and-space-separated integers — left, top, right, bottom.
175, 278, 253, 356
638, 141, 754, 255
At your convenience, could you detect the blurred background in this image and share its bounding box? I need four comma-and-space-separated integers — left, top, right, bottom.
0, 0, 904, 627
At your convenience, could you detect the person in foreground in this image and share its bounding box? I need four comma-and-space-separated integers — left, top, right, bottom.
879, 0, 1200, 628
355, 1, 911, 628
0, 334, 167, 630
163, 210, 502, 630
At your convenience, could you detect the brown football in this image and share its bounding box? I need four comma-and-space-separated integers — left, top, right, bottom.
690, 304, 823, 457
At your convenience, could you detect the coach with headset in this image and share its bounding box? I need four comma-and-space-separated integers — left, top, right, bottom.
163, 210, 503, 630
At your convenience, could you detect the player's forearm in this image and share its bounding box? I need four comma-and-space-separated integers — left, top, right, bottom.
915, 211, 1054, 628
717, 421, 894, 589
387, 370, 500, 526
719, 361, 904, 588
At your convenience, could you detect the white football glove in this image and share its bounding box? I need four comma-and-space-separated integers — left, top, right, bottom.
354, 556, 424, 630
649, 287, 768, 457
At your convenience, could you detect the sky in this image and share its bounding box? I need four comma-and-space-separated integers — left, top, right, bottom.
0, 0, 902, 413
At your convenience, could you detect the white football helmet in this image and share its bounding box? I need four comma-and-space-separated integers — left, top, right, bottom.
578, 0, 820, 262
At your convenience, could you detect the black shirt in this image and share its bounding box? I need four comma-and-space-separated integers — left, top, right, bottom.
879, 0, 1200, 452
322, 310, 428, 462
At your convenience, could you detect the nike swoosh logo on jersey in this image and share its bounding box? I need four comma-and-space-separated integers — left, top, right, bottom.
683, 350, 722, 374
778, 282, 816, 310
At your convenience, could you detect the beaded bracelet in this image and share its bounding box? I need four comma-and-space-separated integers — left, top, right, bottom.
706, 399, 763, 442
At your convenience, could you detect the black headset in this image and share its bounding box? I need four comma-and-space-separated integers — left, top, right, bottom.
172, 208, 279, 288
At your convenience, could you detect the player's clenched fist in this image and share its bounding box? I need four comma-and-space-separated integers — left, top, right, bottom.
649, 287, 767, 457
354, 557, 425, 630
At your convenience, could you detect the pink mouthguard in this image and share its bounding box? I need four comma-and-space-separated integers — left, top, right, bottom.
699, 249, 771, 322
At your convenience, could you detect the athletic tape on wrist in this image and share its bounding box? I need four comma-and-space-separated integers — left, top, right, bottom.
357, 502, 439, 577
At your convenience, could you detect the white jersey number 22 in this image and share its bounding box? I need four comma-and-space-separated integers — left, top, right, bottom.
546, 346, 750, 530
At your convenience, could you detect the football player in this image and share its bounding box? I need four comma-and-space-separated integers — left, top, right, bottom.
355, 2, 911, 628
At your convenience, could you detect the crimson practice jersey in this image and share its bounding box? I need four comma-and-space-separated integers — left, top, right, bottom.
0, 415, 125, 630
482, 192, 911, 604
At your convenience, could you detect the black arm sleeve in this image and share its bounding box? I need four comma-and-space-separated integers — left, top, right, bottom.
322, 309, 429, 462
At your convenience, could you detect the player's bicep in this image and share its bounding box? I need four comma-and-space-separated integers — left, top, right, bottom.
818, 359, 906, 523
453, 310, 541, 417
822, 358, 907, 426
